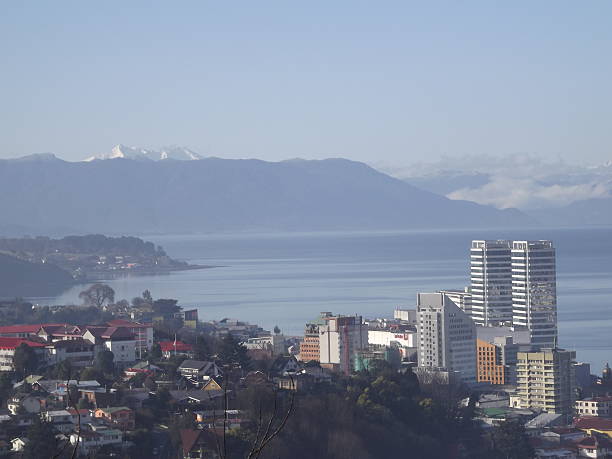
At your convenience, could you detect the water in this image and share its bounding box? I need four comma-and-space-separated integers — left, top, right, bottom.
31, 227, 612, 374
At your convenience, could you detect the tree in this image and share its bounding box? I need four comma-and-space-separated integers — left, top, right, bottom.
0, 372, 12, 404
143, 289, 153, 304
94, 350, 115, 375
273, 325, 281, 335
23, 417, 58, 459
13, 343, 38, 377
53, 359, 73, 380
218, 334, 251, 371
193, 338, 211, 361
152, 298, 180, 315
79, 283, 115, 308
489, 420, 535, 459
80, 366, 103, 382
150, 343, 162, 361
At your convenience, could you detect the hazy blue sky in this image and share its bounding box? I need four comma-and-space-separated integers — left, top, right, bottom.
1, 1, 611, 164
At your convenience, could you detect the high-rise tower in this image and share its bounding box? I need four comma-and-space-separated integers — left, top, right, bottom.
511, 240, 557, 348
470, 240, 513, 326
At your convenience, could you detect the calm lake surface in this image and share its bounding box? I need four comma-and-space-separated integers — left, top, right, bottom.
32, 228, 612, 373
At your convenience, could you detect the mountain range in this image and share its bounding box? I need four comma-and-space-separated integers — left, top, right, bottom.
0, 150, 532, 235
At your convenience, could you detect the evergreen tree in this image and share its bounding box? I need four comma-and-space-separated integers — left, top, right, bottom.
150, 343, 162, 361
94, 350, 115, 375
23, 417, 58, 459
489, 420, 535, 459
218, 334, 251, 370
13, 343, 38, 377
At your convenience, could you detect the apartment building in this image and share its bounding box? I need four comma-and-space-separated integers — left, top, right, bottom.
299, 313, 331, 362
516, 348, 576, 416
319, 314, 368, 374
476, 336, 520, 385
575, 397, 612, 417
417, 292, 477, 385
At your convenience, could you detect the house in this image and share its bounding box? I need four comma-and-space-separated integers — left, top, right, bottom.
159, 340, 194, 359
0, 324, 60, 338
525, 413, 566, 433
169, 390, 225, 409
94, 406, 135, 431
177, 360, 222, 383
576, 435, 612, 458
80, 389, 116, 409
539, 428, 586, 446
241, 371, 272, 388
533, 446, 577, 459
195, 410, 245, 429
179, 429, 220, 459
575, 417, 612, 438
269, 355, 302, 376
0, 337, 47, 371
70, 428, 123, 456
43, 409, 74, 433
202, 378, 223, 392
45, 339, 95, 367
82, 326, 136, 363
106, 319, 154, 354
278, 372, 314, 392
10, 437, 28, 452
66, 408, 94, 424
121, 389, 151, 409
7, 394, 45, 415
37, 324, 82, 342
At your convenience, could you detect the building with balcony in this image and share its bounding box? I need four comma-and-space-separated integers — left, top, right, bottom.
516, 348, 576, 416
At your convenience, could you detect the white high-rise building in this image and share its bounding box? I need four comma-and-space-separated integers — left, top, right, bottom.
439, 288, 472, 317
511, 240, 557, 348
470, 240, 513, 326
417, 293, 477, 385
319, 314, 368, 374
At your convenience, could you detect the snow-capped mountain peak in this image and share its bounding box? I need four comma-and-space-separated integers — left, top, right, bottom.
84, 144, 203, 162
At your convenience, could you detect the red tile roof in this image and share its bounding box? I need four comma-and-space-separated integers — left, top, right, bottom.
0, 337, 47, 350
575, 416, 612, 431
179, 429, 217, 455
159, 341, 193, 352
0, 324, 63, 334
577, 435, 612, 449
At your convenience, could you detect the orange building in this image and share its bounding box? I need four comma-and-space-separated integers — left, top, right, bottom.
299, 314, 332, 362
477, 338, 506, 384
300, 330, 320, 362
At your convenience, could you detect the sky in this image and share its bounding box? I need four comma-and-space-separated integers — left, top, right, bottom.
1, 1, 611, 165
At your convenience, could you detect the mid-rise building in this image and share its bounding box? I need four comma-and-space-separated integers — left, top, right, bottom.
511, 240, 557, 348
299, 313, 331, 362
319, 314, 368, 374
575, 397, 612, 417
516, 348, 576, 416
470, 240, 513, 326
393, 308, 417, 323
439, 288, 472, 317
476, 336, 520, 385
367, 329, 416, 360
417, 292, 477, 385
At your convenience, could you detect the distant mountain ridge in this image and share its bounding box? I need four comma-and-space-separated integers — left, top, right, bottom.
0, 153, 533, 235
85, 144, 202, 162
